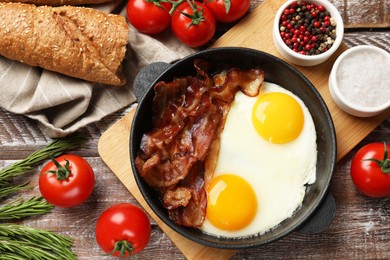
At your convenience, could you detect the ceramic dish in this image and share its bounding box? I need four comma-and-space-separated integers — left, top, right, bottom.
273, 0, 344, 66
130, 47, 337, 249
329, 45, 390, 117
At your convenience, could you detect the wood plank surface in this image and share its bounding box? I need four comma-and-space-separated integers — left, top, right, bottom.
0, 0, 389, 259
335, 0, 390, 28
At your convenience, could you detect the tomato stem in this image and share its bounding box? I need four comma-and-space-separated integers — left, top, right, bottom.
168, 0, 205, 24
46, 158, 72, 180
107, 240, 134, 257
223, 0, 231, 14
167, 0, 185, 15
363, 143, 390, 174
182, 0, 205, 28
146, 0, 170, 10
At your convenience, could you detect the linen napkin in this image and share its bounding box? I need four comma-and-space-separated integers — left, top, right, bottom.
0, 1, 195, 138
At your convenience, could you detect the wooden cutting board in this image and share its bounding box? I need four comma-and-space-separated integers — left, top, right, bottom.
98, 0, 390, 259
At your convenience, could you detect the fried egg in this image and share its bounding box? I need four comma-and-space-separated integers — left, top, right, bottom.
200, 82, 317, 238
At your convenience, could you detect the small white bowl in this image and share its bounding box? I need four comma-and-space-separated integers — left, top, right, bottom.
273, 0, 344, 66
329, 45, 390, 117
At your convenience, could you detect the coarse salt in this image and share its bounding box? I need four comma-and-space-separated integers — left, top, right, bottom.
336, 49, 390, 108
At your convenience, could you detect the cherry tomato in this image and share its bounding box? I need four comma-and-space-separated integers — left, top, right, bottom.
126, 0, 172, 35
350, 142, 390, 198
95, 203, 151, 257
204, 0, 250, 23
171, 1, 216, 47
39, 154, 95, 208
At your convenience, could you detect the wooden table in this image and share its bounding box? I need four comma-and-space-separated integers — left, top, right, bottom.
1, 0, 389, 259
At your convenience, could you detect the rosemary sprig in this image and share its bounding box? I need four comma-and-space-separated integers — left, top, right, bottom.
0, 196, 54, 221
0, 224, 77, 260
0, 253, 27, 260
0, 182, 30, 199
0, 135, 84, 259
0, 134, 86, 197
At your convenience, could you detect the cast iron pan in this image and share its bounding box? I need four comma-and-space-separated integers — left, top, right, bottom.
130, 47, 337, 249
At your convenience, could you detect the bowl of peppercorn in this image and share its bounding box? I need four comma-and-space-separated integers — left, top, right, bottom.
273, 0, 344, 66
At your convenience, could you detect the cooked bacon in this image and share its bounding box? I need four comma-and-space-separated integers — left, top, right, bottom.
135, 59, 264, 228
168, 162, 207, 227
239, 68, 265, 96
211, 67, 265, 102
136, 87, 223, 189
169, 189, 207, 227
163, 187, 192, 210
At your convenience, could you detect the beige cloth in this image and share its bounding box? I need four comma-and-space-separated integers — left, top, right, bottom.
0, 2, 195, 138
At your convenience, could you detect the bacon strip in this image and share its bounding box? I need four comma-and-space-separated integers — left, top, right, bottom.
135, 59, 264, 228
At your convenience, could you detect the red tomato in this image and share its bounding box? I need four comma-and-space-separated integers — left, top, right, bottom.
350, 143, 390, 198
171, 1, 216, 47
39, 154, 95, 208
204, 0, 250, 23
95, 203, 151, 257
126, 0, 172, 35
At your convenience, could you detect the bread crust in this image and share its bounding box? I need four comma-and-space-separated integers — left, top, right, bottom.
1, 0, 114, 6
0, 3, 129, 86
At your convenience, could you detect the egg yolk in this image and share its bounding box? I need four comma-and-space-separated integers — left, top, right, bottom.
206, 174, 257, 231
252, 92, 304, 144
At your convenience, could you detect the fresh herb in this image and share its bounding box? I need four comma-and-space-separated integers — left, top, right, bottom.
0, 196, 54, 221
0, 182, 30, 200
0, 134, 86, 259
0, 224, 77, 259
0, 134, 87, 198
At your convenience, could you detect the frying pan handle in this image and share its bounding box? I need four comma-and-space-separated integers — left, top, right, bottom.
297, 192, 336, 234
133, 62, 171, 101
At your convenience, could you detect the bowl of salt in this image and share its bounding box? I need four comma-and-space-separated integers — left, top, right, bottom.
328, 45, 390, 117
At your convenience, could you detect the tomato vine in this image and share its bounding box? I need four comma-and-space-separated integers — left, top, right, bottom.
126, 0, 249, 46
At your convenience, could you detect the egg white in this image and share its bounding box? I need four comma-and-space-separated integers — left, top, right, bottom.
200, 82, 317, 238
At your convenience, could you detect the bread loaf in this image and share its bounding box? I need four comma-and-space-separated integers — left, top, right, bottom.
0, 3, 129, 86
1, 0, 114, 6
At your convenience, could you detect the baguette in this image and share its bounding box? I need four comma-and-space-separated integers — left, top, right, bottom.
0, 0, 114, 6
0, 3, 129, 86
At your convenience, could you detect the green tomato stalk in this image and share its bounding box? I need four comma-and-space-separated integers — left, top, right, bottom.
204, 0, 231, 14
182, 1, 206, 27
165, 0, 207, 29
147, 0, 232, 17
363, 143, 390, 174
46, 158, 72, 180
106, 240, 135, 257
